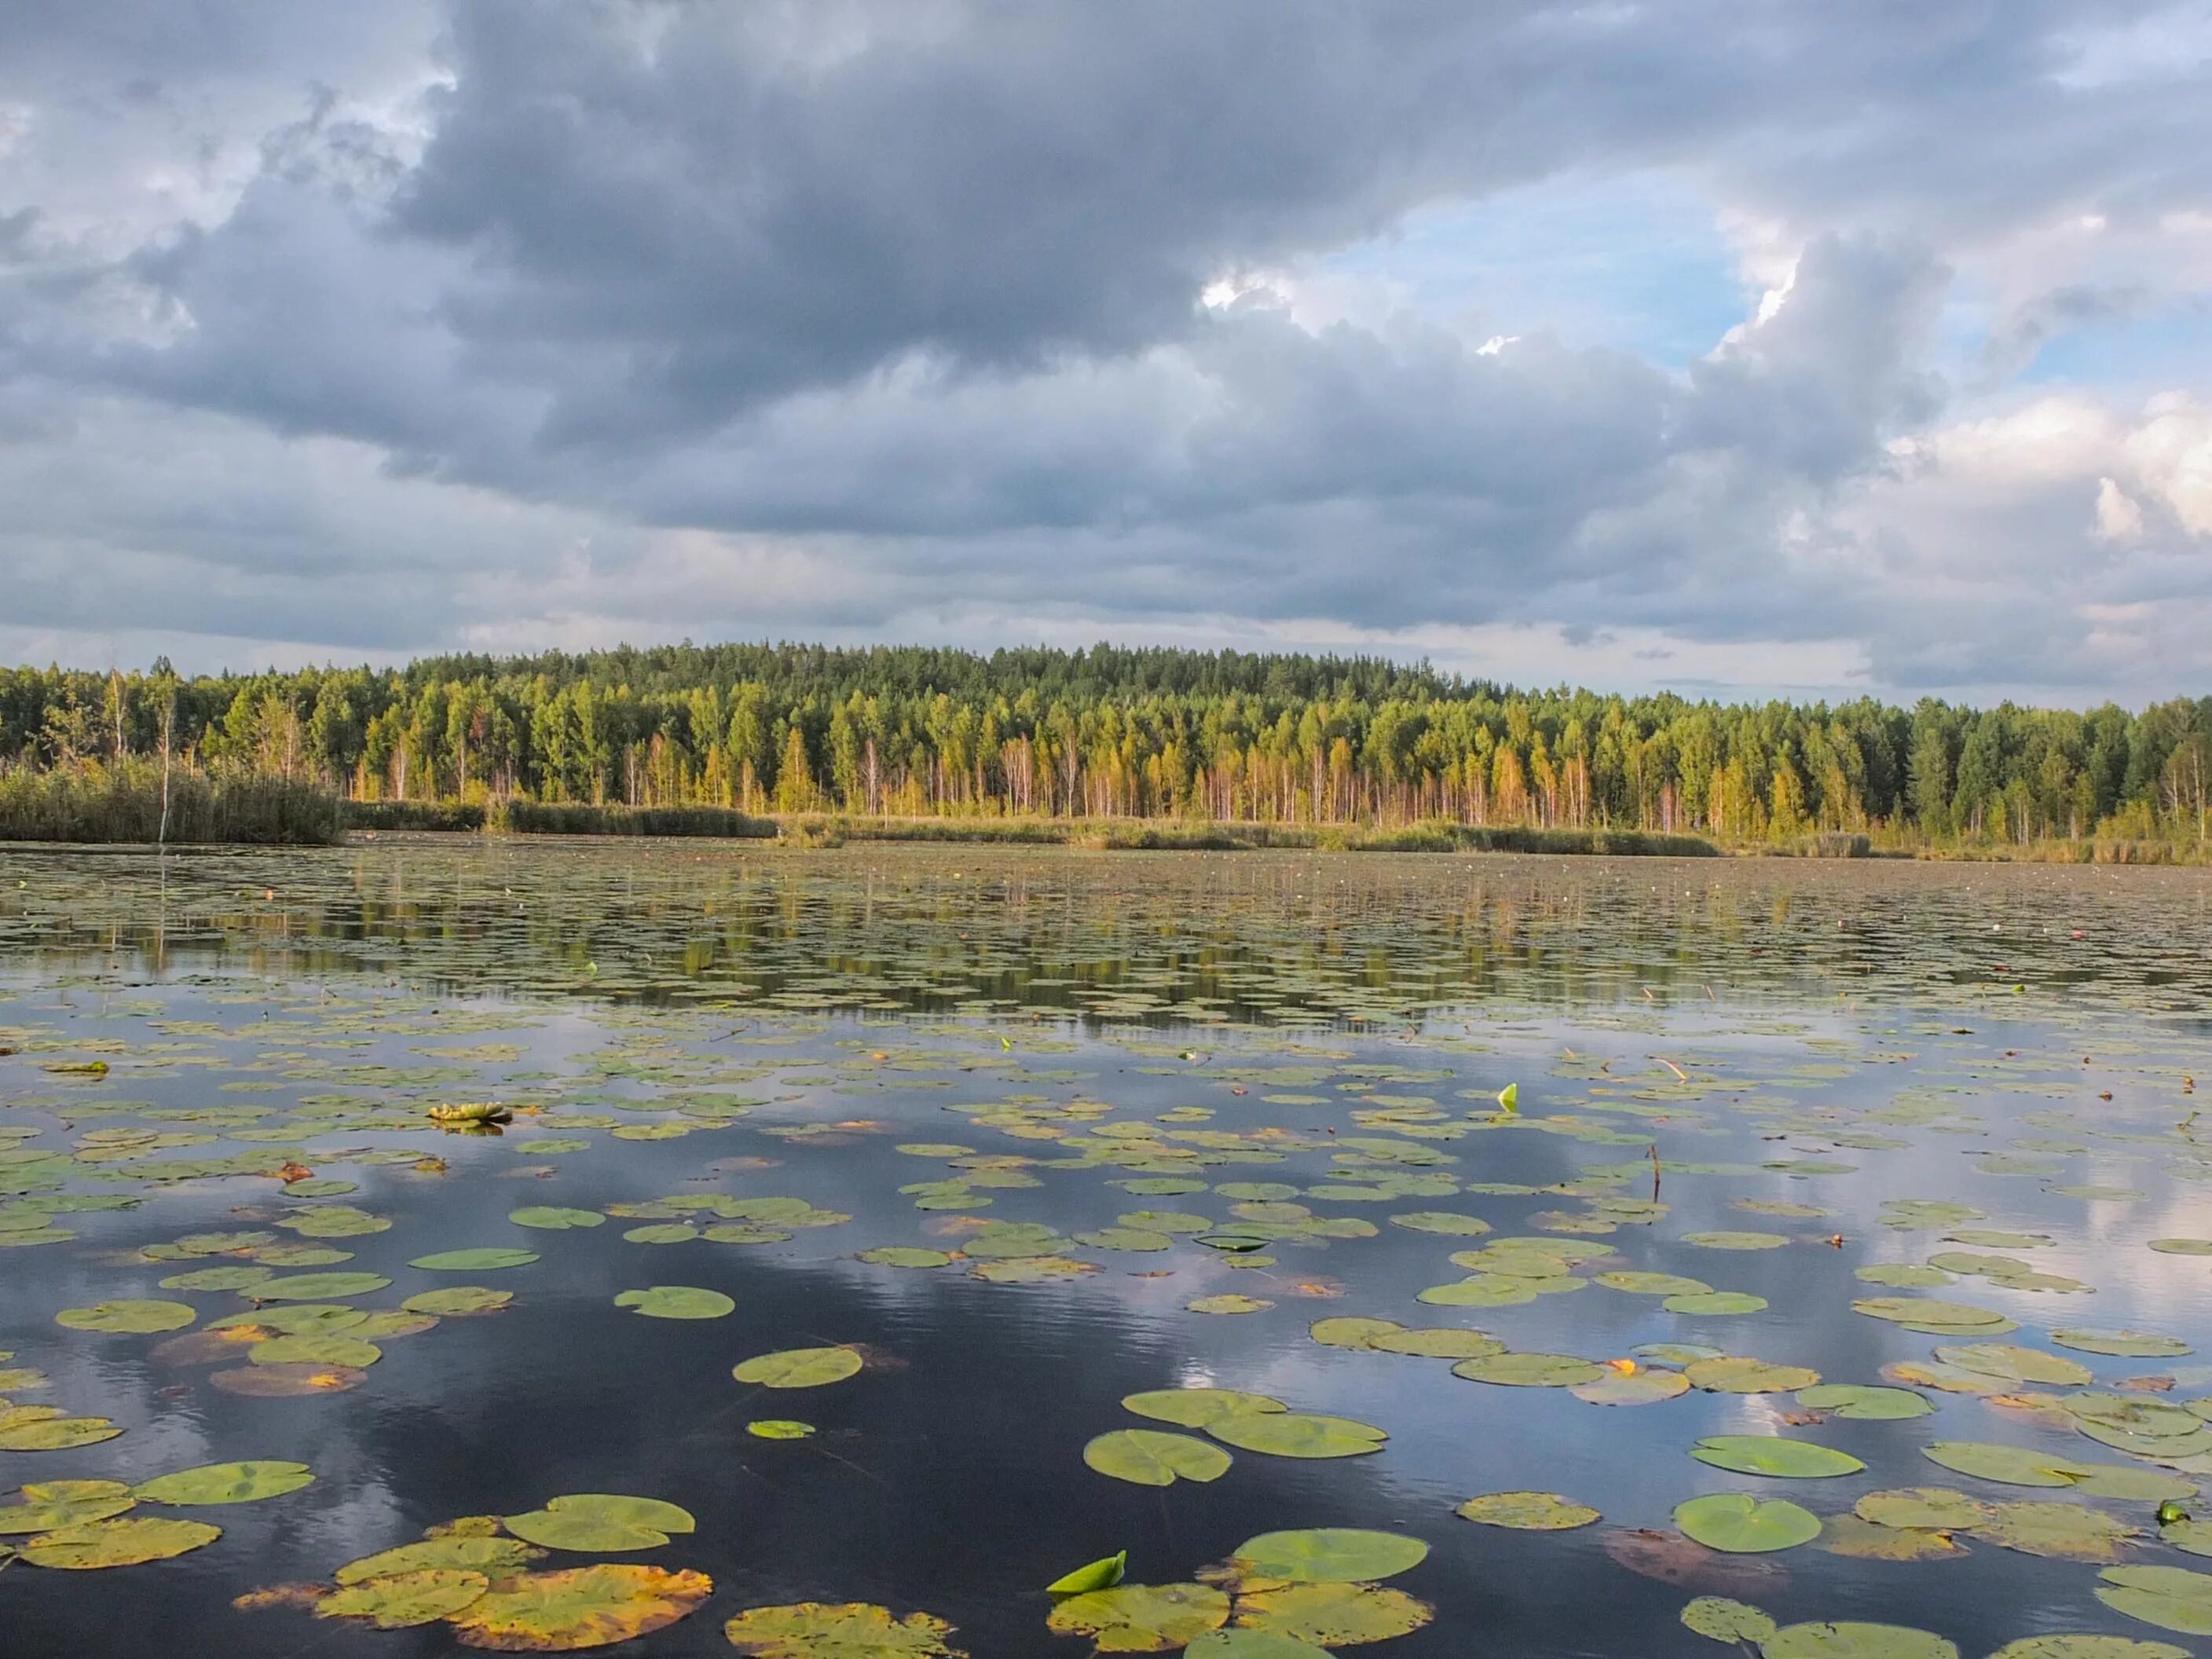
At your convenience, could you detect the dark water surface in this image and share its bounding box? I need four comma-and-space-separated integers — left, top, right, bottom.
2, 841, 2211, 1658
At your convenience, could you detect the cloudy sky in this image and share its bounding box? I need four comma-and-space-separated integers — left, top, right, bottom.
2, 1, 2210, 702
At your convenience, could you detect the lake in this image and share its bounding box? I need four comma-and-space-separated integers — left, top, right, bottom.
3, 840, 2212, 1658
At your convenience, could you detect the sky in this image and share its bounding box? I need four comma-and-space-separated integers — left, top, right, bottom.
2, 1, 2210, 705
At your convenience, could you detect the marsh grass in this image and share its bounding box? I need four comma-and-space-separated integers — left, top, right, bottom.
0, 762, 344, 845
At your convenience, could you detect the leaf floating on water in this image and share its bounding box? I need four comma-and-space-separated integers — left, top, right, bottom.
0, 1409, 125, 1451
1123, 1389, 1287, 1428
1690, 1437, 1866, 1478
449, 1562, 713, 1650
1230, 1582, 1434, 1646
402, 1287, 514, 1317
727, 1601, 966, 1658
504, 1495, 695, 1553
1664, 1292, 1770, 1316
17, 1516, 222, 1569
1855, 1488, 1995, 1529
1851, 1297, 2017, 1335
0, 1480, 136, 1533
1572, 1368, 1691, 1406
409, 1248, 540, 1273
336, 1536, 544, 1584
1987, 1642, 2189, 1659
1047, 1583, 1229, 1652
1795, 1385, 1932, 1420
1083, 1430, 1232, 1487
54, 1299, 196, 1335
249, 1333, 383, 1368
1762, 1622, 1959, 1659
1681, 1596, 1779, 1644
745, 1420, 815, 1441
1974, 1500, 2139, 1562
131, 1462, 313, 1505
1188, 1295, 1273, 1316
1048, 1551, 1128, 1596
317, 1568, 493, 1628
857, 1247, 957, 1269
1928, 1344, 2093, 1386
1454, 1492, 1599, 1531
1685, 1357, 1822, 1394
1452, 1353, 1605, 1388
1228, 1529, 1427, 1584
250, 1272, 392, 1301
1368, 1328, 1505, 1361
2098, 1566, 2212, 1635
613, 1287, 734, 1320
2053, 1329, 2192, 1359
508, 1208, 606, 1231
1674, 1494, 1822, 1553
733, 1347, 863, 1389
1817, 1514, 1969, 1562
1205, 1413, 1386, 1459
1185, 1632, 1333, 1659
210, 1362, 368, 1397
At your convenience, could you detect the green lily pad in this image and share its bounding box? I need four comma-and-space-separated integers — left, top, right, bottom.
1188, 1295, 1273, 1316
1683, 1232, 1789, 1251
1231, 1582, 1433, 1646
316, 1568, 492, 1628
1691, 1436, 1866, 1478
1763, 1623, 1959, 1659
1048, 1583, 1231, 1652
1675, 1493, 1822, 1553
130, 1461, 313, 1505
724, 1600, 961, 1657
1852, 1297, 2016, 1334
1307, 1318, 1405, 1351
1186, 1632, 1333, 1659
1974, 1499, 2138, 1562
54, 1300, 196, 1335
16, 1515, 222, 1569
1083, 1430, 1233, 1487
745, 1420, 815, 1441
1931, 1344, 2093, 1386
159, 1266, 275, 1292
1682, 1597, 1779, 1644
450, 1562, 714, 1648
1049, 1552, 1128, 1596
503, 1493, 696, 1552
1207, 1413, 1387, 1459
1416, 1277, 1537, 1308
1230, 1529, 1428, 1584
2097, 1567, 2212, 1636
1855, 1488, 1995, 1529
613, 1286, 734, 1320
1686, 1357, 1821, 1393
0, 1481, 137, 1533
1796, 1385, 1932, 1420
1123, 1389, 1287, 1428
251, 1272, 392, 1301
1921, 1441, 2083, 1487
733, 1346, 863, 1389
1368, 1328, 1505, 1360
857, 1247, 956, 1268
249, 1332, 383, 1368
1451, 1353, 1605, 1387
1818, 1514, 1970, 1562
408, 1247, 539, 1272
1572, 1368, 1691, 1405
401, 1286, 512, 1316
2053, 1329, 2192, 1359
1987, 1641, 2188, 1659
335, 1535, 542, 1583
509, 1207, 606, 1231
0, 1412, 124, 1451
1665, 1292, 1770, 1315
1390, 1211, 1492, 1236
1454, 1491, 1599, 1530
1596, 1270, 1713, 1296
1857, 1265, 1957, 1288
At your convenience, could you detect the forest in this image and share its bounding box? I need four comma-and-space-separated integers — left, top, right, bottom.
2, 643, 2207, 851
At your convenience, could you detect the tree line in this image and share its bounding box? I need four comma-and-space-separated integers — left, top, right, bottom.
2, 643, 2207, 847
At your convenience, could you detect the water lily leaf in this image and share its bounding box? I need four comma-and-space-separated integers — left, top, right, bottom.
1763, 1623, 1959, 1659
1230, 1529, 1427, 1584
402, 1286, 513, 1317
250, 1332, 382, 1368
1921, 1442, 2086, 1488
859, 1247, 957, 1268
1666, 1292, 1770, 1315
1048, 1583, 1230, 1652
1987, 1640, 2188, 1659
1307, 1318, 1404, 1351
2160, 1518, 2212, 1557
504, 1494, 694, 1553
1931, 1344, 2093, 1386
1817, 1514, 1968, 1561
1416, 1277, 1536, 1308
1796, 1385, 1932, 1420
733, 1347, 862, 1389
353, 1311, 440, 1339
1368, 1328, 1503, 1360
1207, 1413, 1386, 1459
1973, 1500, 2138, 1562
336, 1535, 542, 1584
1452, 1353, 1605, 1387
55, 1299, 196, 1334
1186, 1633, 1332, 1659
1686, 1357, 1821, 1393
0, 1408, 123, 1451
251, 1272, 391, 1301
2053, 1330, 2192, 1359
1683, 1231, 1789, 1251
159, 1266, 275, 1292
613, 1287, 734, 1320
624, 1225, 699, 1244
210, 1362, 367, 1396
17, 1516, 222, 1568
410, 1248, 539, 1272
1049, 1551, 1128, 1595
2148, 1240, 2212, 1256
0, 1481, 136, 1533
745, 1420, 815, 1440
1597, 1271, 1714, 1296
317, 1568, 492, 1628
509, 1207, 606, 1231
726, 1601, 965, 1657
1857, 1265, 1957, 1288
1681, 1596, 1778, 1643
1124, 1389, 1287, 1428
1084, 1430, 1233, 1487
1231, 1582, 1433, 1646
1851, 1297, 2016, 1334
1674, 1494, 1822, 1553
1188, 1295, 1273, 1316
1454, 1491, 1599, 1530
132, 1461, 313, 1505
2097, 1566, 2212, 1635
1573, 1368, 1691, 1405
449, 1562, 713, 1650
1856, 1488, 1994, 1529
1691, 1436, 1866, 1478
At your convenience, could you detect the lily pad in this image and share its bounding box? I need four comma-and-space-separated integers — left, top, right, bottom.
1231, 1582, 1433, 1646
1675, 1494, 1822, 1553
1123, 1389, 1287, 1428
336, 1535, 543, 1583
1572, 1368, 1692, 1406
745, 1420, 815, 1441
1048, 1583, 1230, 1652
1851, 1297, 2016, 1335
1084, 1430, 1232, 1487
858, 1247, 957, 1268
733, 1347, 863, 1389
1972, 1499, 2137, 1562
54, 1300, 196, 1335
1682, 1597, 1779, 1644
449, 1562, 713, 1650
17, 1516, 222, 1569
726, 1601, 965, 1658
131, 1461, 313, 1505
1987, 1642, 2188, 1659
2053, 1329, 2192, 1359
1454, 1491, 1599, 1530
1207, 1413, 1387, 1459
248, 1332, 382, 1368
2097, 1566, 2212, 1635
317, 1568, 492, 1628
1855, 1488, 1994, 1529
0, 1411, 124, 1451
1451, 1353, 1605, 1388
1796, 1385, 1932, 1420
0, 1480, 137, 1533
509, 1207, 606, 1231
1691, 1437, 1866, 1478
1188, 1295, 1273, 1316
1666, 1292, 1770, 1316
409, 1247, 539, 1272
1931, 1344, 2093, 1386
613, 1287, 734, 1320
504, 1494, 695, 1553
1686, 1357, 1821, 1393
1229, 1529, 1428, 1584
402, 1286, 513, 1317
1049, 1551, 1128, 1595
250, 1272, 392, 1301
1763, 1623, 1959, 1659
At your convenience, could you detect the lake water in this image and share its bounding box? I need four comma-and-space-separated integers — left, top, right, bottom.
3, 840, 2212, 1658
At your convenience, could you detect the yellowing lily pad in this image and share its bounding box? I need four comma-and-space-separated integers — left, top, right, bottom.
725, 1601, 965, 1658
0, 1480, 136, 1533
17, 1515, 222, 1569
402, 1287, 513, 1317
449, 1562, 713, 1650
317, 1568, 492, 1628
336, 1535, 543, 1584
1683, 1597, 1780, 1643
733, 1347, 863, 1389
1048, 1583, 1230, 1652
1454, 1491, 1599, 1530
1231, 1583, 1433, 1646
2053, 1330, 2192, 1359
